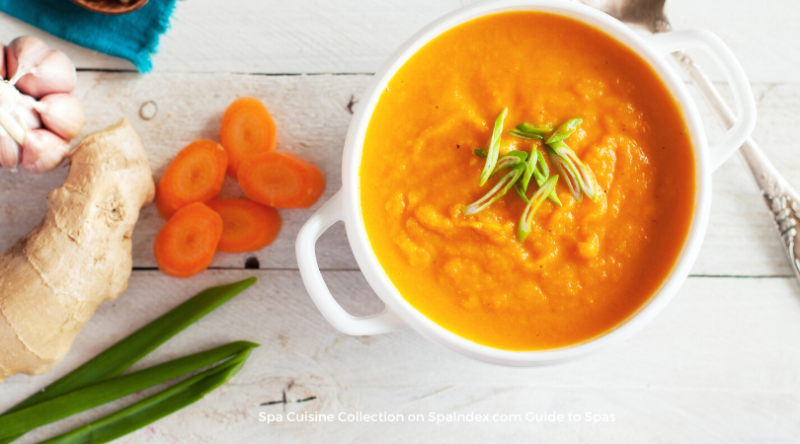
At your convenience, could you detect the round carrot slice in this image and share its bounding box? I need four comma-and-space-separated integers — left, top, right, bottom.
155, 139, 227, 220
206, 198, 282, 253
154, 202, 223, 278
237, 151, 325, 208
220, 97, 277, 179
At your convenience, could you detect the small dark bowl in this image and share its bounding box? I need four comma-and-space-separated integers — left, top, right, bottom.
69, 0, 148, 15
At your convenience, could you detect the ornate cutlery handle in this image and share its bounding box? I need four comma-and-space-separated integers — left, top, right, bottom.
676, 51, 800, 280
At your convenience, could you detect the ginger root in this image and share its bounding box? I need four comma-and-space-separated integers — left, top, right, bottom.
0, 118, 154, 382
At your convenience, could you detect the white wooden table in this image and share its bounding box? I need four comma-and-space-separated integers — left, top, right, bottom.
1, 0, 800, 442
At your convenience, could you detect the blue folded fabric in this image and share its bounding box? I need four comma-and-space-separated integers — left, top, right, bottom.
0, 0, 178, 73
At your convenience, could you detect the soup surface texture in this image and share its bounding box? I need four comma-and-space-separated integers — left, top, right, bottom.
360, 12, 695, 350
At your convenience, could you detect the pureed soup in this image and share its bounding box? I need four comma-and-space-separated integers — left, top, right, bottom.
360, 12, 696, 350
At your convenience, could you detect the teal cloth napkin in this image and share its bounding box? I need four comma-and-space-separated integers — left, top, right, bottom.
0, 0, 178, 73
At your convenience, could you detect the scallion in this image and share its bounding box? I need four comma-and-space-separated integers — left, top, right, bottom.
478, 108, 508, 186
38, 349, 253, 444
0, 342, 258, 440
7, 278, 255, 413
491, 150, 527, 175
464, 112, 598, 243
517, 122, 553, 134
520, 148, 561, 207
546, 117, 583, 144
547, 141, 598, 202
0, 278, 256, 444
515, 181, 531, 203
464, 165, 524, 216
509, 129, 543, 140
518, 175, 559, 242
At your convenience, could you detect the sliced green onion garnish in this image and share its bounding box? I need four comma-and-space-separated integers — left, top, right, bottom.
517, 122, 553, 134
547, 141, 598, 202
509, 129, 543, 140
546, 117, 583, 144
547, 144, 582, 202
549, 141, 598, 201
515, 181, 530, 203
464, 165, 524, 215
492, 150, 527, 176
520, 149, 561, 207
535, 149, 562, 207
521, 149, 546, 191
546, 190, 563, 207
557, 146, 598, 202
464, 112, 598, 242
529, 149, 544, 183
535, 149, 549, 179
518, 175, 559, 242
479, 108, 508, 186
502, 150, 529, 162
519, 152, 535, 192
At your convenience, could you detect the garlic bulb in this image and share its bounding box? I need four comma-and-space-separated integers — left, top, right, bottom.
0, 36, 84, 174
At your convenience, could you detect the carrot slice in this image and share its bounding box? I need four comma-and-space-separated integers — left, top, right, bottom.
155, 140, 227, 220
237, 152, 325, 208
220, 97, 277, 179
206, 199, 282, 253
154, 202, 223, 278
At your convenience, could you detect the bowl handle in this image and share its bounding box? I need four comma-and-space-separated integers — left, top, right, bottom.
645, 29, 757, 172
296, 190, 408, 336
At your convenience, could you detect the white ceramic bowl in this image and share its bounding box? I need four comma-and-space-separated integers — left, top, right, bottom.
297, 0, 756, 366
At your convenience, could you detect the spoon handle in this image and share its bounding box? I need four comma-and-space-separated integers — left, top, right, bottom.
676, 51, 800, 281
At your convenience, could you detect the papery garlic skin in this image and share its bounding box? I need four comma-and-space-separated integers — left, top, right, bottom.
0, 106, 25, 145
21, 129, 68, 173
6, 36, 50, 85
0, 80, 22, 114
0, 44, 6, 80
36, 93, 83, 140
15, 51, 77, 99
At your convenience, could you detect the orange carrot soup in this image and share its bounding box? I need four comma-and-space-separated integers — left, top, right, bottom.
360, 12, 696, 350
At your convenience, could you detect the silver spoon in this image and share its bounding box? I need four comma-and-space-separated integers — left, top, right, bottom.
581, 0, 800, 283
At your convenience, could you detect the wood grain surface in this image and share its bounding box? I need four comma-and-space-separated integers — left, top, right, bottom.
0, 0, 798, 442
3, 271, 800, 442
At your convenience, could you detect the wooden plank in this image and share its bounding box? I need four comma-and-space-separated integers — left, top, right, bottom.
0, 72, 368, 271
2, 271, 799, 442
0, 73, 798, 276
0, 0, 796, 82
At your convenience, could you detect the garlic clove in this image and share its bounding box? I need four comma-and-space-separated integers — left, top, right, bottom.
36, 93, 83, 140
21, 129, 69, 173
0, 125, 22, 170
0, 79, 22, 114
15, 50, 77, 99
6, 36, 50, 85
14, 96, 42, 131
